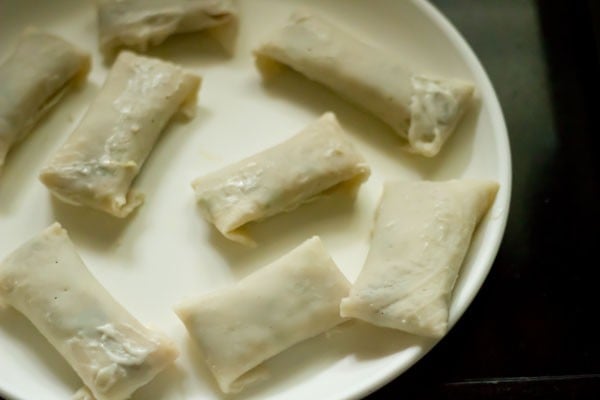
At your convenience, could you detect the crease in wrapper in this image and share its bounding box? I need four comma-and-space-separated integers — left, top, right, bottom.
0, 223, 179, 400
39, 51, 202, 218
174, 236, 351, 393
191, 112, 370, 246
340, 180, 499, 338
254, 11, 475, 157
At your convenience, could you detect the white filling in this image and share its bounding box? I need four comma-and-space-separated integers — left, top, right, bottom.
408, 75, 474, 157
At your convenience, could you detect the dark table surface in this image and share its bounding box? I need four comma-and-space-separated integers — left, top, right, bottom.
370, 0, 600, 399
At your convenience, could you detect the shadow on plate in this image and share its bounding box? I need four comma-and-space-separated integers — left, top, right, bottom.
0, 308, 80, 392
207, 18, 240, 56
223, 320, 425, 399
49, 195, 133, 252
131, 362, 188, 400
255, 65, 479, 181
135, 106, 213, 205
204, 185, 364, 280
344, 321, 432, 361
183, 336, 225, 395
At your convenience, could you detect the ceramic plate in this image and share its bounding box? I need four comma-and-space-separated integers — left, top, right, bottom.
0, 0, 510, 399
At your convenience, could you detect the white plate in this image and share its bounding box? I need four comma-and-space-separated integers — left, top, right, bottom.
0, 0, 511, 399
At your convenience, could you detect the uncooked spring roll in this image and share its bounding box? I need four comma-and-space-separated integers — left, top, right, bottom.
255, 12, 475, 157
192, 112, 370, 245
174, 236, 350, 393
0, 30, 90, 173
40, 51, 201, 217
0, 223, 178, 400
340, 180, 499, 338
97, 0, 238, 56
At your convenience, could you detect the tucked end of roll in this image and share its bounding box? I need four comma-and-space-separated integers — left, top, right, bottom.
407, 75, 475, 157
253, 52, 286, 80
39, 166, 145, 218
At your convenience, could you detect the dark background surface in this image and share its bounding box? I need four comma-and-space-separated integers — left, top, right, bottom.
370, 1, 600, 399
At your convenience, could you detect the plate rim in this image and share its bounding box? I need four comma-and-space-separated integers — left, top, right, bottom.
333, 0, 512, 398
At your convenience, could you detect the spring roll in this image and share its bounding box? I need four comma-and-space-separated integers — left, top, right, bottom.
192, 112, 370, 245
40, 51, 201, 217
0, 223, 178, 400
0, 30, 90, 173
255, 12, 475, 157
97, 0, 238, 56
174, 236, 350, 393
340, 180, 499, 338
